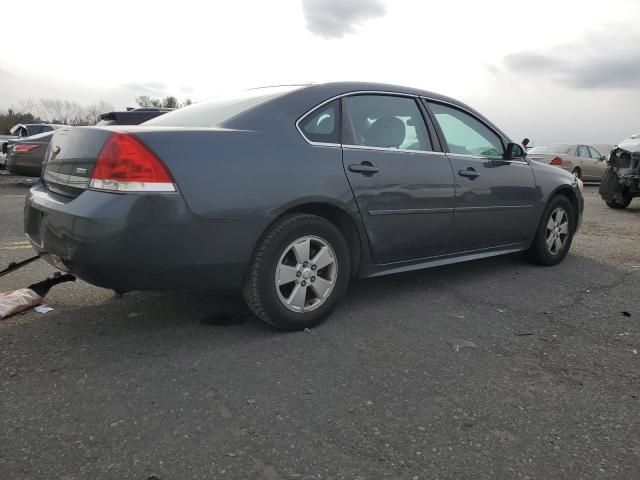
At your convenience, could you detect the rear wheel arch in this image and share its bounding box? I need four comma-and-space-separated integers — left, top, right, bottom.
275, 202, 362, 278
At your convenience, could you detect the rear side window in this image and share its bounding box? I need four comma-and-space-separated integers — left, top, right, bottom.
144, 86, 302, 127
429, 103, 504, 158
299, 100, 340, 144
577, 146, 590, 158
26, 125, 42, 136
343, 95, 432, 151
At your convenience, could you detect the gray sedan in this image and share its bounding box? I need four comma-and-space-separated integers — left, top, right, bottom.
528, 144, 609, 181
5, 131, 54, 176
24, 82, 584, 330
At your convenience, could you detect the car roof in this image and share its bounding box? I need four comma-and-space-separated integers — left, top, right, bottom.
226, 81, 512, 142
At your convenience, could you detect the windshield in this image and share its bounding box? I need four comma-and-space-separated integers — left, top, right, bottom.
529, 144, 572, 155
143, 85, 304, 128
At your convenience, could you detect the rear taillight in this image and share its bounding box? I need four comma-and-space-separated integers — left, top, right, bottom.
549, 156, 563, 166
13, 144, 40, 154
89, 133, 175, 192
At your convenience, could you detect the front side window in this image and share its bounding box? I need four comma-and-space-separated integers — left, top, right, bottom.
343, 95, 432, 151
588, 146, 602, 159
299, 100, 340, 144
429, 103, 504, 158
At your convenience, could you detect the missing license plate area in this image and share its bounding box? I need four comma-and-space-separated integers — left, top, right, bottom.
25, 207, 44, 247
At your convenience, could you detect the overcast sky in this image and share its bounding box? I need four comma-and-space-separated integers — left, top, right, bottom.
0, 0, 638, 144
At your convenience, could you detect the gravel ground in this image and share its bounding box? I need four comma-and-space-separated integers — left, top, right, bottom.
0, 179, 638, 480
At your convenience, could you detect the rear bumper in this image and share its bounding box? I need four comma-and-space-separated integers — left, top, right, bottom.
24, 182, 269, 291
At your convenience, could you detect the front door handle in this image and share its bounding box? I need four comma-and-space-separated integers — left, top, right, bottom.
349, 162, 379, 175
458, 168, 479, 179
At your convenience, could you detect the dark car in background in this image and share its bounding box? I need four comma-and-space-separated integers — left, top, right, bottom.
5, 131, 55, 176
4, 108, 170, 176
1, 123, 67, 161
25, 82, 584, 330
97, 107, 172, 126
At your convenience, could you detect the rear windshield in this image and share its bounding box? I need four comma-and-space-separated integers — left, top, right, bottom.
143, 86, 303, 127
529, 144, 572, 154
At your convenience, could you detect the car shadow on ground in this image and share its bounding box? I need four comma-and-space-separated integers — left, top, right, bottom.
19, 248, 634, 354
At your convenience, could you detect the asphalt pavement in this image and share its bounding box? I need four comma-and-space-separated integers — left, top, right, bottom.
1, 175, 639, 479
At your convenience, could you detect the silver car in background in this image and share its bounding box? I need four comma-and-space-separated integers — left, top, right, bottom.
528, 144, 610, 181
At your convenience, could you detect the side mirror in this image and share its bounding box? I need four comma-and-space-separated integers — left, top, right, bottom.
505, 142, 526, 160
600, 155, 607, 161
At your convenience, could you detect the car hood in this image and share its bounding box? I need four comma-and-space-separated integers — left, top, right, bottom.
618, 136, 640, 154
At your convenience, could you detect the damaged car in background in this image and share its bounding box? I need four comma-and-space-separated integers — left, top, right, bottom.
600, 133, 640, 209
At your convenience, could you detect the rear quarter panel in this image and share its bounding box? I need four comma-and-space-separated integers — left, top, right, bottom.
134, 128, 360, 260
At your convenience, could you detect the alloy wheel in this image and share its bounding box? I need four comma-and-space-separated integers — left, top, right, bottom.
545, 207, 569, 255
275, 235, 338, 312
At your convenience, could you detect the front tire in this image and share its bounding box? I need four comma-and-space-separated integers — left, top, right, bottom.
525, 195, 575, 266
571, 167, 581, 180
606, 193, 632, 209
242, 214, 351, 331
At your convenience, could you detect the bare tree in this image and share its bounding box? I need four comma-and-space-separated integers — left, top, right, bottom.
38, 99, 82, 125
0, 100, 41, 134
135, 95, 193, 109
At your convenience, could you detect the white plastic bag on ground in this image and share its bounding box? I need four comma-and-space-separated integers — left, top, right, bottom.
0, 288, 43, 319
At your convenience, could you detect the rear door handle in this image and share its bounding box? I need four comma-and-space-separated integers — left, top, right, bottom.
349, 162, 379, 175
458, 168, 479, 179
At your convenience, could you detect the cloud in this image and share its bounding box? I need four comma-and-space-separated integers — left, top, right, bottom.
301, 0, 386, 39
502, 28, 640, 90
503, 52, 562, 72
122, 81, 168, 95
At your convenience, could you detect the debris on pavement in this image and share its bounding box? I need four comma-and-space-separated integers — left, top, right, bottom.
449, 338, 478, 353
621, 311, 632, 317
0, 288, 43, 319
34, 305, 54, 314
0, 273, 75, 319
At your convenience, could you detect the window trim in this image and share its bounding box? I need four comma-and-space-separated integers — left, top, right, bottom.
295, 90, 514, 160
296, 90, 501, 148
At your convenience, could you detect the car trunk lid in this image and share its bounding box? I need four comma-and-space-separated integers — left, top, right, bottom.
528, 153, 567, 164
42, 127, 113, 197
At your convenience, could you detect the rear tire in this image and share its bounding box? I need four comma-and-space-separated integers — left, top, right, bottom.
606, 194, 632, 209
242, 214, 351, 331
525, 195, 575, 266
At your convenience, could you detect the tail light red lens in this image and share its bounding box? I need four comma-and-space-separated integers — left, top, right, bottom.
550, 156, 563, 166
90, 133, 175, 192
13, 144, 40, 154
